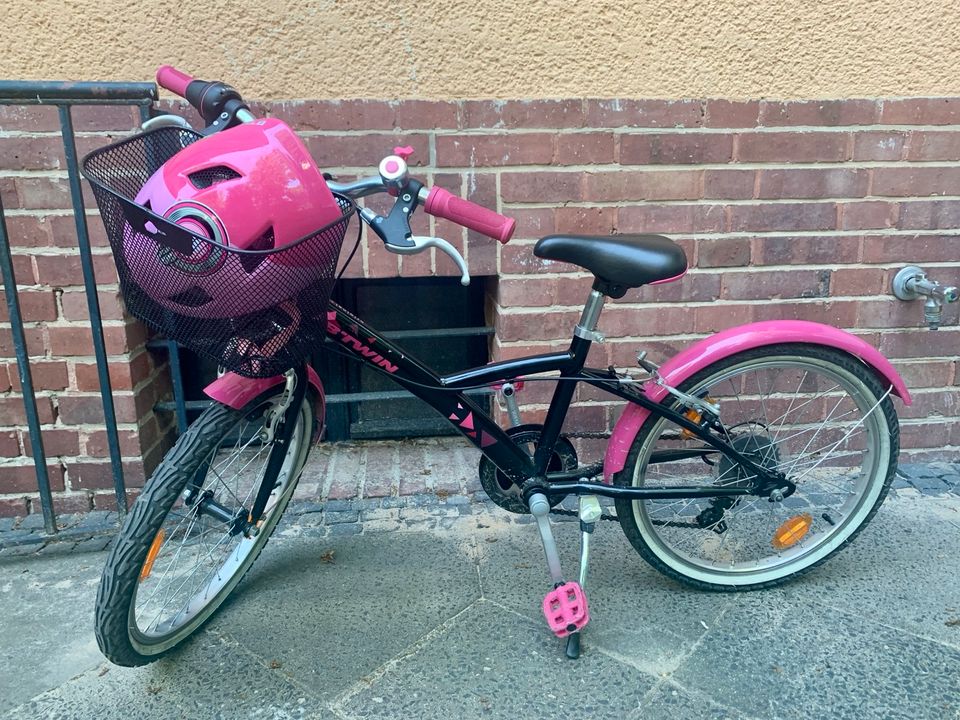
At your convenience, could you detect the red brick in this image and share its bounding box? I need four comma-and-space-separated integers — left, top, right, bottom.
880, 98, 960, 125
555, 207, 616, 235
555, 132, 615, 164
879, 329, 960, 358
0, 137, 65, 170
500, 172, 582, 203
757, 168, 868, 199
840, 201, 898, 230
694, 303, 755, 333
74, 354, 152, 392
0, 430, 19, 457
584, 99, 703, 128
22, 428, 80, 458
752, 235, 861, 265
873, 167, 960, 197
60, 289, 126, 321
49, 214, 110, 248
0, 290, 57, 323
0, 177, 18, 208
4, 216, 52, 248
58, 393, 138, 425
583, 170, 701, 202
0, 497, 28, 518
703, 169, 755, 199
14, 177, 71, 210
305, 133, 429, 169
897, 200, 960, 230
736, 132, 849, 162
858, 297, 941, 329
0, 364, 9, 392
905, 131, 960, 162
52, 493, 93, 515
91, 488, 142, 511
0, 463, 65, 493
760, 100, 878, 127
728, 203, 836, 232
0, 104, 60, 132
891, 360, 956, 388
852, 131, 907, 161
271, 100, 394, 130
618, 204, 725, 234
508, 208, 556, 239
462, 100, 584, 129
0, 395, 55, 425
697, 237, 751, 268
862, 234, 957, 263
0, 326, 45, 359
394, 101, 460, 130
830, 268, 885, 295
620, 133, 733, 165
704, 100, 759, 128
8, 360, 68, 391
721, 269, 829, 301
500, 244, 576, 275
435, 133, 554, 167
10, 253, 36, 284
70, 105, 139, 132
636, 271, 720, 303
603, 305, 697, 336
751, 299, 858, 327
47, 322, 146, 356
33, 252, 118, 287
84, 428, 142, 459
497, 310, 580, 342
898, 390, 960, 420
467, 239, 497, 277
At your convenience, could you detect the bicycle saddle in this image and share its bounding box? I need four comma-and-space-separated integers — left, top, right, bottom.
534, 234, 687, 291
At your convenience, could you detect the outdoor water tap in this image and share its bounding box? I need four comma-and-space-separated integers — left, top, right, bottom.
891, 266, 959, 330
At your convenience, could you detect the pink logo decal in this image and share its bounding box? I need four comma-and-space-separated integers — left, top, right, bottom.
460, 412, 474, 430
480, 432, 497, 448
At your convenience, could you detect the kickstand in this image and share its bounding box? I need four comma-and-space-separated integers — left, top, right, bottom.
565, 496, 601, 659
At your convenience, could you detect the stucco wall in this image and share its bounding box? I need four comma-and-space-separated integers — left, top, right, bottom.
3, 0, 960, 99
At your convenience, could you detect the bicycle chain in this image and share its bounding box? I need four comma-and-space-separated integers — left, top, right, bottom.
549, 507, 619, 522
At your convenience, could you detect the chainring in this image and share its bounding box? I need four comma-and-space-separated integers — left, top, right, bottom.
478, 424, 578, 514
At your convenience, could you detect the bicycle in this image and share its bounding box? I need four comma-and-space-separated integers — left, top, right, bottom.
82, 66, 911, 667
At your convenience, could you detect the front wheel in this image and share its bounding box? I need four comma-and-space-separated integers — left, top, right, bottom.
615, 344, 899, 591
95, 389, 314, 666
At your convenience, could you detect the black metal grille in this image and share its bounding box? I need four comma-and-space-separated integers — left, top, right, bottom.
82, 127, 355, 377
188, 165, 242, 188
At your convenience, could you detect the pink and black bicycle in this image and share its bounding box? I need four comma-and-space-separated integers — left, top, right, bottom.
83, 67, 909, 666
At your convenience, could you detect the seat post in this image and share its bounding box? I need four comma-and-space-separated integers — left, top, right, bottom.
573, 288, 606, 343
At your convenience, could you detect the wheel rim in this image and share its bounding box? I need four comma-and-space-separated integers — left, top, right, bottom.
631, 355, 890, 586
129, 398, 308, 648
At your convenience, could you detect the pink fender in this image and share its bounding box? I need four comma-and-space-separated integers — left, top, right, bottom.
204, 366, 325, 413
603, 320, 911, 482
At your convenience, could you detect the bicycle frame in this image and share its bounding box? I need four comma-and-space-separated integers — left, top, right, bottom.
323, 300, 787, 504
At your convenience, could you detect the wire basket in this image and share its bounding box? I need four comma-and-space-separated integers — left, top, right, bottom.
82, 127, 355, 378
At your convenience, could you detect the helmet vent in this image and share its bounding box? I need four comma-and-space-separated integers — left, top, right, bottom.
168, 286, 215, 308
239, 228, 275, 274
188, 166, 242, 189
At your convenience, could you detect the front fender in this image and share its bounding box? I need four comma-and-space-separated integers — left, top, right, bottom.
204, 366, 325, 419
603, 320, 911, 482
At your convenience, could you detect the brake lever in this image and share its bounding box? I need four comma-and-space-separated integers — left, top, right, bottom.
385, 236, 471, 286
140, 114, 193, 132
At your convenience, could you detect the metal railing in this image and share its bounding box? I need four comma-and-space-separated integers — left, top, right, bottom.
0, 80, 156, 537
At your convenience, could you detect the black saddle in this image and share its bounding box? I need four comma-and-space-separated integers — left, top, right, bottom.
534, 234, 687, 297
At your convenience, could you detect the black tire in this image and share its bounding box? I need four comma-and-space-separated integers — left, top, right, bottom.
95, 389, 314, 666
615, 344, 899, 591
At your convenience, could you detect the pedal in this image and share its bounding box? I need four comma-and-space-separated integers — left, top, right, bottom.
543, 581, 590, 638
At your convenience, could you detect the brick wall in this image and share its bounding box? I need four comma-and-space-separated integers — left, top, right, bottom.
0, 104, 175, 517
1, 96, 958, 517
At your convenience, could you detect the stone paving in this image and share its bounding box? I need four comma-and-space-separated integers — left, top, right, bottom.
1, 487, 959, 719
1, 437, 958, 554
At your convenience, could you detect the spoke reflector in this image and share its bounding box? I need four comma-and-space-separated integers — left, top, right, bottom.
139, 529, 166, 582
772, 513, 813, 550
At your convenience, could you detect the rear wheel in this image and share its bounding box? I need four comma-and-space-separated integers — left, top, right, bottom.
95, 389, 314, 666
615, 345, 899, 591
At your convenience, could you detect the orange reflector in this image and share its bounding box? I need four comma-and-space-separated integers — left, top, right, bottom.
139, 529, 165, 582
680, 398, 714, 439
772, 513, 813, 550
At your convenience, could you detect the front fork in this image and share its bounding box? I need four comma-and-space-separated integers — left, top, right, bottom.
185, 366, 308, 536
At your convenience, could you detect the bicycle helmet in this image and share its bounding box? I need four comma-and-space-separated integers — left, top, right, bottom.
127, 118, 342, 318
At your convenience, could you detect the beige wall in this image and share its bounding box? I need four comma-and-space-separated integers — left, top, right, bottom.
3, 0, 960, 100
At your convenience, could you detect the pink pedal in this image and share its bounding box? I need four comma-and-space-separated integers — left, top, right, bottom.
542, 582, 590, 638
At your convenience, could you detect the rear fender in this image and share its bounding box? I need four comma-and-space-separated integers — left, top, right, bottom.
602, 320, 911, 482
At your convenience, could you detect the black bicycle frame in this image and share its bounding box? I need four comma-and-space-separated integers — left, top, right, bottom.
324, 301, 784, 503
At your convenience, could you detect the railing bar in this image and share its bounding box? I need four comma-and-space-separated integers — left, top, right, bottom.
0, 80, 156, 103
59, 105, 128, 516
166, 339, 189, 434
0, 195, 58, 533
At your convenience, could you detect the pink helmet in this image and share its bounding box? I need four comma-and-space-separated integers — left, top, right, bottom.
128, 118, 343, 318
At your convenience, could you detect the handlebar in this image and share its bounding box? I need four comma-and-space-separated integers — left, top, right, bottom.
423, 187, 516, 244
156, 65, 253, 127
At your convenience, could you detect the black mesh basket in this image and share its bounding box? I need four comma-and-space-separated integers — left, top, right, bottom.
82, 127, 355, 378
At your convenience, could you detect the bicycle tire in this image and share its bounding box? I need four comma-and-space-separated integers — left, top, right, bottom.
614, 344, 899, 591
95, 389, 314, 666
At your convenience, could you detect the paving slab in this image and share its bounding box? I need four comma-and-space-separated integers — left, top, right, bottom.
1, 493, 959, 720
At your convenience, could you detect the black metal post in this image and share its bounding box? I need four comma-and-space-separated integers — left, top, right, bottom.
58, 105, 128, 515
0, 196, 57, 533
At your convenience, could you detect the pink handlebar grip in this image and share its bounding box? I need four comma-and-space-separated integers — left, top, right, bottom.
424, 187, 516, 244
156, 65, 195, 97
